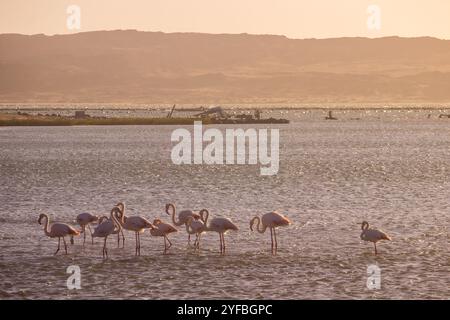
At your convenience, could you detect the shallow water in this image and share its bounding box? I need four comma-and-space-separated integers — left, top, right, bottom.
0, 111, 449, 299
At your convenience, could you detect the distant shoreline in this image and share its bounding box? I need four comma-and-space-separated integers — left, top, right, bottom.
0, 112, 290, 126
1, 103, 450, 112
0, 112, 209, 126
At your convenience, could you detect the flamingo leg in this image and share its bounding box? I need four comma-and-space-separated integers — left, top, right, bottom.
63, 237, 68, 254
70, 235, 74, 245
117, 228, 125, 248
196, 233, 201, 249
374, 242, 378, 255
137, 232, 141, 256
167, 236, 172, 249
134, 232, 138, 256
82, 225, 86, 246
103, 236, 108, 259
193, 234, 197, 248
218, 233, 222, 254
270, 228, 274, 254
163, 235, 167, 252
274, 227, 278, 253
188, 233, 191, 246
55, 237, 61, 255
222, 233, 226, 254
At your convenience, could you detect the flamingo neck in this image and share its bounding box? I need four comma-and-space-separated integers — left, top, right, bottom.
116, 202, 125, 214
111, 208, 122, 232
42, 214, 51, 236
251, 217, 266, 234
168, 204, 182, 226
115, 207, 126, 225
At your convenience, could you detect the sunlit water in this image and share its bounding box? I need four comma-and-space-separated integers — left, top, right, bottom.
0, 110, 449, 299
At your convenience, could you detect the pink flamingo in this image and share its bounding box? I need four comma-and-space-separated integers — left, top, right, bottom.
360, 221, 391, 255
185, 209, 209, 249
75, 212, 99, 245
38, 213, 80, 255
250, 211, 291, 254
149, 219, 178, 253
115, 204, 155, 256
206, 215, 238, 254
165, 203, 200, 245
92, 207, 122, 259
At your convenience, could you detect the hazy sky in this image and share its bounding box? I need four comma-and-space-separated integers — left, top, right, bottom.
1, 0, 449, 39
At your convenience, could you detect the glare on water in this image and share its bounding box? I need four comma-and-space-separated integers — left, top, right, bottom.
0, 109, 449, 299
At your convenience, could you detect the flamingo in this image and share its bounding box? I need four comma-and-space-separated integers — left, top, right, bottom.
149, 219, 178, 253
359, 221, 391, 255
205, 216, 238, 254
185, 209, 209, 249
115, 205, 155, 256
92, 208, 122, 259
250, 211, 291, 254
114, 202, 127, 248
38, 213, 80, 255
165, 203, 200, 245
75, 212, 99, 245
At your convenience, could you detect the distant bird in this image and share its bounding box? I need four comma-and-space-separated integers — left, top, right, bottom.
250, 211, 291, 254
92, 207, 122, 259
359, 221, 391, 255
115, 205, 155, 256
38, 213, 80, 255
206, 216, 239, 254
75, 212, 99, 245
166, 203, 200, 245
185, 209, 209, 249
149, 219, 178, 253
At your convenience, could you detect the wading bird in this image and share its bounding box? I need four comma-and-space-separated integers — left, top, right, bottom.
115, 205, 155, 256
38, 213, 80, 255
359, 221, 391, 255
185, 209, 209, 249
166, 203, 200, 245
75, 212, 99, 245
206, 215, 238, 254
250, 211, 291, 254
149, 219, 178, 253
92, 207, 122, 259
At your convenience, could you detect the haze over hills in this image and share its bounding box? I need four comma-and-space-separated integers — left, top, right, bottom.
1, 30, 450, 104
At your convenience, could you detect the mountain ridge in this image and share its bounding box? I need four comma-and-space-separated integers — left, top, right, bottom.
1, 30, 450, 104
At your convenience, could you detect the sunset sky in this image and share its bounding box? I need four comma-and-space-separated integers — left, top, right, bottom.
0, 0, 449, 39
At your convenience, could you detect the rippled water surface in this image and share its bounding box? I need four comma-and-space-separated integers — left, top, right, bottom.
0, 111, 449, 299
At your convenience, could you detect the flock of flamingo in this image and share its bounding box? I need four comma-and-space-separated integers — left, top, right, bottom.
37, 202, 391, 258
